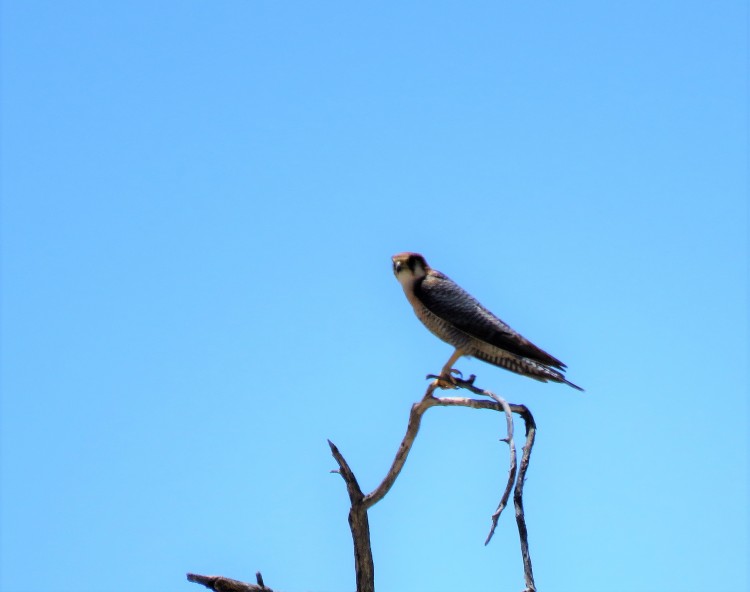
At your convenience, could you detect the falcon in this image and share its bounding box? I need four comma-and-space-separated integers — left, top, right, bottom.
392, 252, 582, 390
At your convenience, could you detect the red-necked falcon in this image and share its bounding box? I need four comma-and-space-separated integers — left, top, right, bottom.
392, 252, 582, 390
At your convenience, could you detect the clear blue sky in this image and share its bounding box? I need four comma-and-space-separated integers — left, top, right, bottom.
1, 2, 747, 591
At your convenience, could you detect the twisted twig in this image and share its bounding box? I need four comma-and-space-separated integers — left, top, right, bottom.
330, 377, 536, 592
187, 377, 537, 592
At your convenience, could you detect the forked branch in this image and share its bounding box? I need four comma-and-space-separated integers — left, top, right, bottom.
330, 377, 537, 592
187, 377, 537, 592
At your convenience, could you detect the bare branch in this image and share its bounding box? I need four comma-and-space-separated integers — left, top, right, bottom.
186, 572, 273, 592
364, 380, 519, 519
328, 439, 364, 504
481, 391, 517, 546
188, 376, 538, 592
328, 440, 375, 592
328, 376, 536, 591
444, 376, 537, 590
513, 406, 537, 592
362, 382, 439, 508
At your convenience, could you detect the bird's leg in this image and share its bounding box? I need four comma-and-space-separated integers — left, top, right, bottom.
440, 349, 464, 378
427, 349, 466, 389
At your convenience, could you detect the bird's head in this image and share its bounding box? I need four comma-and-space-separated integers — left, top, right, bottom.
392, 252, 429, 290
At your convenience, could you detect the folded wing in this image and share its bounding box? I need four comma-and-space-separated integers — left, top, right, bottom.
415, 271, 567, 370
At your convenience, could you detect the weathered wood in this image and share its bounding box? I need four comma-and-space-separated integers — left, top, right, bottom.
187, 377, 537, 592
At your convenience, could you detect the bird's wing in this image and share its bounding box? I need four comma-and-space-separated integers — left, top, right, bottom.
416, 271, 567, 370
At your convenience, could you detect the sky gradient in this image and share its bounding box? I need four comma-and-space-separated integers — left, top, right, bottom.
1, 2, 747, 592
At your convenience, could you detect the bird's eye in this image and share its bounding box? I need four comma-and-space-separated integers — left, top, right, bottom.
393, 261, 402, 273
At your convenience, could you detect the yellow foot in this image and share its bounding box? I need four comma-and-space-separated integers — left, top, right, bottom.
426, 368, 473, 389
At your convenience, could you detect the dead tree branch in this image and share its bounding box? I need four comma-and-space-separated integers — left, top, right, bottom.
329, 377, 537, 592
512, 405, 537, 592
187, 377, 537, 592
328, 439, 375, 592
452, 377, 537, 591
482, 390, 517, 546
187, 571, 273, 592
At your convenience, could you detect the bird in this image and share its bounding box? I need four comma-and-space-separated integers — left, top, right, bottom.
392, 252, 582, 390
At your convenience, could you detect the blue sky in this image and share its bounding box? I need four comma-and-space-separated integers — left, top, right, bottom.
1, 2, 747, 591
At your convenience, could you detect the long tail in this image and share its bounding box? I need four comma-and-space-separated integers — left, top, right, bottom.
562, 378, 584, 392
473, 348, 584, 391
